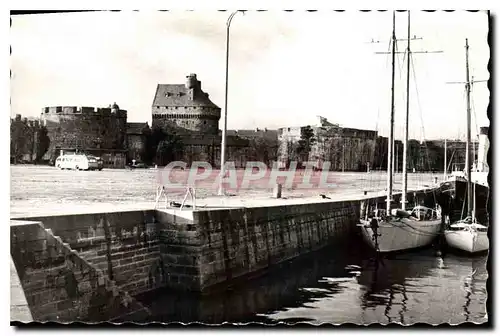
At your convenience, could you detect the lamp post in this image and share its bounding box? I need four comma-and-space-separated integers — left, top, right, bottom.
219, 10, 243, 196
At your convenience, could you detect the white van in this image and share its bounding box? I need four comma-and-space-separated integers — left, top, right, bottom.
55, 154, 101, 171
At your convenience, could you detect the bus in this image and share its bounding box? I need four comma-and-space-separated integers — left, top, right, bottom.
55, 153, 103, 171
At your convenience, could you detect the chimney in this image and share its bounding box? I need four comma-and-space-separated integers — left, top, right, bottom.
185, 73, 198, 89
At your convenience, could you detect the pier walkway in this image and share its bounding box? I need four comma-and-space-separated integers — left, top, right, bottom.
10, 257, 33, 323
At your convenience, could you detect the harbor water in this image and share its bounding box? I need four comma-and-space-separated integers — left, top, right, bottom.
135, 241, 488, 325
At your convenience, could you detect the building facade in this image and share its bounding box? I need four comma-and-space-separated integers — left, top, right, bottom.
278, 116, 377, 171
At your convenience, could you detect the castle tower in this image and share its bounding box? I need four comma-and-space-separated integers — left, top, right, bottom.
111, 102, 119, 114
40, 105, 128, 166
151, 73, 221, 135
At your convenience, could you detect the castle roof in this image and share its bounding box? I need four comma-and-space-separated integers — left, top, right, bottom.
152, 84, 220, 109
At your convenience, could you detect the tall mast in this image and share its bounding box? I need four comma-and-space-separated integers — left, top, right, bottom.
444, 138, 447, 181
392, 139, 396, 175
387, 11, 396, 214
401, 10, 410, 210
465, 38, 473, 218
395, 143, 398, 173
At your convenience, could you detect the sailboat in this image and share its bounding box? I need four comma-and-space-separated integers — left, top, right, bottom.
439, 127, 490, 225
359, 11, 442, 253
444, 39, 489, 254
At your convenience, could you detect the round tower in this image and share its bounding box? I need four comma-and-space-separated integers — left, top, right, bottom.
40, 105, 128, 163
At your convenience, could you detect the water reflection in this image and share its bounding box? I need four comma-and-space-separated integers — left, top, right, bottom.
355, 251, 488, 325
133, 241, 362, 324
129, 240, 488, 325
357, 253, 437, 324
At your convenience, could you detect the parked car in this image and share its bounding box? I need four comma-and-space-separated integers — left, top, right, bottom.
55, 153, 102, 171
128, 161, 148, 169
87, 155, 104, 171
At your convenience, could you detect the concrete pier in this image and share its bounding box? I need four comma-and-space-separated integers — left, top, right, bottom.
10, 187, 438, 322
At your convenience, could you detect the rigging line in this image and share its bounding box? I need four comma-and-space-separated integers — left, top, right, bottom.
458, 86, 468, 142
470, 89, 479, 138
368, 36, 395, 198
409, 53, 438, 204
398, 49, 409, 138
395, 44, 407, 141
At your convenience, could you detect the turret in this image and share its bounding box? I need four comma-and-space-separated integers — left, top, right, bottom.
111, 102, 119, 114
185, 73, 198, 89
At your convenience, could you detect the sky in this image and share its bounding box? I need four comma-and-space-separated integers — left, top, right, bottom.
10, 10, 490, 140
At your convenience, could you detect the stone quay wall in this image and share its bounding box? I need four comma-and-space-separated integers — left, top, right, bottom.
10, 220, 151, 322
156, 200, 360, 292
10, 188, 440, 321
157, 188, 440, 292
12, 211, 165, 297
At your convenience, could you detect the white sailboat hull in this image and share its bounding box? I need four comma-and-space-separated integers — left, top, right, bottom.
359, 218, 441, 253
445, 229, 489, 253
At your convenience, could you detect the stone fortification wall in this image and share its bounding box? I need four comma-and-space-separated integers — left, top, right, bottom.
40, 106, 127, 162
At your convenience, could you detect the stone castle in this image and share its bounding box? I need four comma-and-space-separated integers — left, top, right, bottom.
39, 104, 128, 168
10, 73, 481, 171
151, 73, 277, 168
10, 74, 279, 169
152, 73, 220, 134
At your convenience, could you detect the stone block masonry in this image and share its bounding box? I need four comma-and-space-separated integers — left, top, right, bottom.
156, 188, 440, 293
13, 211, 166, 298
156, 200, 360, 292
10, 220, 151, 322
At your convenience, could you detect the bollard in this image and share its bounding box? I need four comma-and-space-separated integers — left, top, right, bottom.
273, 183, 282, 199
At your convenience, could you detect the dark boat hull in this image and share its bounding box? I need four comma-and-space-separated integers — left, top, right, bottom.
438, 178, 490, 225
